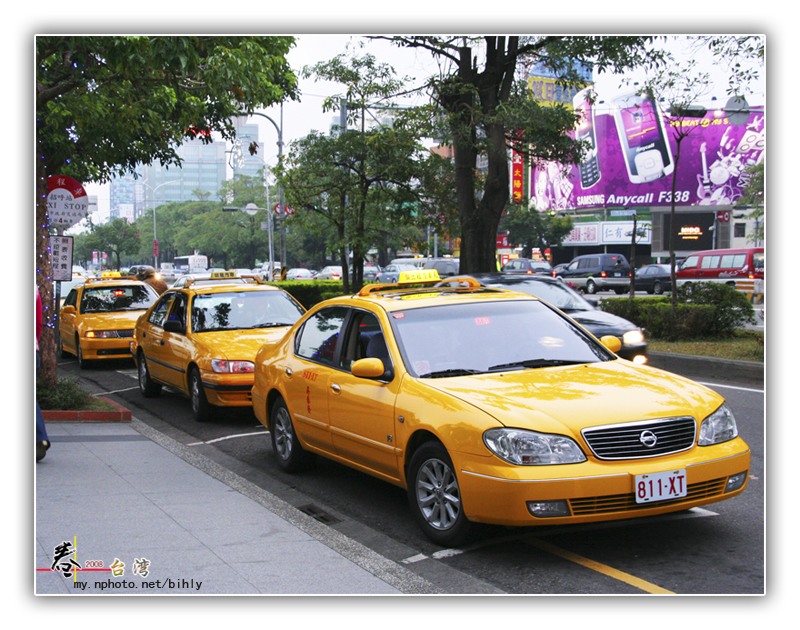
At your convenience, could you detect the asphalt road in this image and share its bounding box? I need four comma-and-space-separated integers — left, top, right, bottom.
57, 352, 765, 595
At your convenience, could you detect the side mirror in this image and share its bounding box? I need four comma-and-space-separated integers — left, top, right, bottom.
60, 305, 76, 315
600, 335, 622, 354
352, 357, 393, 381
163, 320, 184, 334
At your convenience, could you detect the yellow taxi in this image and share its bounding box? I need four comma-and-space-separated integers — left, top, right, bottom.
59, 274, 160, 369
131, 272, 305, 421
251, 269, 751, 546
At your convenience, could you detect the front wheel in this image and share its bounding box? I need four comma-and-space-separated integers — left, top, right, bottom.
653, 280, 664, 295
188, 367, 212, 422
270, 397, 314, 472
407, 442, 472, 547
76, 337, 90, 369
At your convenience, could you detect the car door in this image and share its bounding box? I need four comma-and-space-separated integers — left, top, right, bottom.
160, 293, 194, 391
137, 292, 176, 384
58, 288, 80, 355
280, 306, 349, 454
327, 309, 401, 481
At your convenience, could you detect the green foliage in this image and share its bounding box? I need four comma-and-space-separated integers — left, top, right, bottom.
502, 204, 573, 257
36, 377, 100, 410
271, 280, 347, 309
599, 282, 756, 340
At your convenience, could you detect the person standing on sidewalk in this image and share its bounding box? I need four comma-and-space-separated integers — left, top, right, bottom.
36, 285, 50, 462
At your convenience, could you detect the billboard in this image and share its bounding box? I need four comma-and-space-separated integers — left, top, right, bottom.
529, 89, 765, 212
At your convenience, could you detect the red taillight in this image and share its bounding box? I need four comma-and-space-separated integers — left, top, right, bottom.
600, 271, 607, 278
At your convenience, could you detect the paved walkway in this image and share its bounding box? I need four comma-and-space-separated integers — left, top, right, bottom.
35, 420, 439, 595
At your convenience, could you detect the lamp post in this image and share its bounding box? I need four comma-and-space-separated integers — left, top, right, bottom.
239, 105, 285, 267
140, 179, 179, 269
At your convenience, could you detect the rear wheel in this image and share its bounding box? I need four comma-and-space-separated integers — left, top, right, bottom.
407, 442, 472, 547
137, 352, 162, 397
189, 367, 212, 422
270, 397, 313, 472
585, 279, 597, 294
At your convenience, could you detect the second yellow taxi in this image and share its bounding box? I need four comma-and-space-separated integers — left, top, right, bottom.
131, 273, 305, 421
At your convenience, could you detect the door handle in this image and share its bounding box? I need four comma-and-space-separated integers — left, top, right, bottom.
284, 367, 293, 377
330, 383, 341, 393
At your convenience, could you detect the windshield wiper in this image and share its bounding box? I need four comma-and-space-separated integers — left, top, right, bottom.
488, 358, 585, 371
417, 368, 484, 378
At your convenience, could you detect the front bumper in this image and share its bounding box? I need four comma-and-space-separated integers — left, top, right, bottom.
454, 439, 750, 527
81, 337, 135, 361
200, 371, 255, 407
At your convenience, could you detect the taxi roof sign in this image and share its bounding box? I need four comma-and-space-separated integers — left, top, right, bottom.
210, 271, 237, 279
357, 269, 442, 297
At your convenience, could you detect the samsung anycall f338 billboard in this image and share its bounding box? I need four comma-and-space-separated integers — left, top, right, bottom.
529, 87, 765, 212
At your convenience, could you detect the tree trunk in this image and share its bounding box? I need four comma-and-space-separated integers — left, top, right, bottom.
35, 157, 58, 386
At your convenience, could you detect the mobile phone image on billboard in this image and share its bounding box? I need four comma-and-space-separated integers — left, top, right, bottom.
613, 91, 674, 183
573, 87, 601, 189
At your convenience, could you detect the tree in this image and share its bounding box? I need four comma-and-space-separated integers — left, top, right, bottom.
91, 219, 141, 270
283, 52, 438, 291
36, 36, 297, 383
503, 204, 573, 259
385, 35, 660, 274
737, 162, 764, 245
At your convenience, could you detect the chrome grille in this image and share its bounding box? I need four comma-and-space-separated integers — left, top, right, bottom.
582, 416, 696, 460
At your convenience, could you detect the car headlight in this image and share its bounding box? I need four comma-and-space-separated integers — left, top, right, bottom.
211, 359, 255, 374
622, 329, 645, 345
85, 330, 120, 338
699, 403, 738, 445
484, 428, 586, 465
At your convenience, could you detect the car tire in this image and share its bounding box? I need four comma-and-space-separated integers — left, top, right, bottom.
188, 367, 212, 422
653, 281, 664, 295
585, 279, 597, 294
270, 397, 314, 472
407, 441, 472, 547
76, 336, 90, 369
137, 351, 162, 398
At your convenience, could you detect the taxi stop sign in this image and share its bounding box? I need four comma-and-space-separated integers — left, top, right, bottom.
47, 175, 88, 229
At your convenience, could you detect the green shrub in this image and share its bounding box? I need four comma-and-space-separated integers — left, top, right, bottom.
269, 280, 347, 309
36, 376, 94, 410
599, 282, 755, 340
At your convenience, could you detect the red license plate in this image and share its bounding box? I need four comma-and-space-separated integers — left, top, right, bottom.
634, 469, 687, 503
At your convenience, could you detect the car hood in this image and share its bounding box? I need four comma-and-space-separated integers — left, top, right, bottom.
419, 361, 720, 434
563, 308, 637, 336
194, 327, 292, 359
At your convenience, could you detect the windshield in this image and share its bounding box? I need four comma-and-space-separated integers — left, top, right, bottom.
80, 285, 156, 313
486, 280, 591, 311
191, 290, 304, 332
390, 300, 611, 378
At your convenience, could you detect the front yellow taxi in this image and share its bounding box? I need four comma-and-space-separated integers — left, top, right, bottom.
131, 273, 305, 421
59, 276, 159, 369
251, 270, 750, 546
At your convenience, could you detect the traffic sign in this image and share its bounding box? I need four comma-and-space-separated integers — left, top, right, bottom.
716, 210, 730, 223
47, 175, 88, 229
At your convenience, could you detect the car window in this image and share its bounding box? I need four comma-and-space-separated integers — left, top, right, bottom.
680, 255, 699, 270
337, 310, 390, 374
753, 253, 764, 271
295, 306, 348, 366
63, 289, 78, 308
191, 290, 304, 332
167, 293, 188, 330
149, 293, 177, 327
700, 255, 720, 269
80, 285, 155, 313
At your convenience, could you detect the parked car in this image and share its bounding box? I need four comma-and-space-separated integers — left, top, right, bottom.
501, 258, 553, 275
555, 253, 631, 294
375, 263, 417, 283
59, 276, 160, 368
469, 273, 647, 363
422, 257, 459, 277
132, 279, 305, 422
634, 264, 672, 295
285, 268, 315, 280
250, 268, 749, 546
316, 266, 343, 280
676, 247, 764, 295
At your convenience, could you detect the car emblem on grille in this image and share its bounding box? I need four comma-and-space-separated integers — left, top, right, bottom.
639, 430, 658, 448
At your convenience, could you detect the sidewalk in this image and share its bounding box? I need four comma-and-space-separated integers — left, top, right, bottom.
35, 419, 439, 595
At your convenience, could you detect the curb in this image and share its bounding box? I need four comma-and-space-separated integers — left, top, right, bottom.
647, 351, 764, 387
41, 396, 132, 422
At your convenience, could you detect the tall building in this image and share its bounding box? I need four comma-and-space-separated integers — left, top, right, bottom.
109, 136, 228, 219
231, 117, 265, 180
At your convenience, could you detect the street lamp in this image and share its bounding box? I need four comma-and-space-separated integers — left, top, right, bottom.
140, 179, 179, 269
238, 105, 285, 267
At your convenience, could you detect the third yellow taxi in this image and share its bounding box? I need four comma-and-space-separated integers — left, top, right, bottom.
251, 269, 751, 546
131, 272, 305, 421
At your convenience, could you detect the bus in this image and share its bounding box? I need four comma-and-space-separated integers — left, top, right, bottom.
676, 247, 764, 294
174, 254, 209, 273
